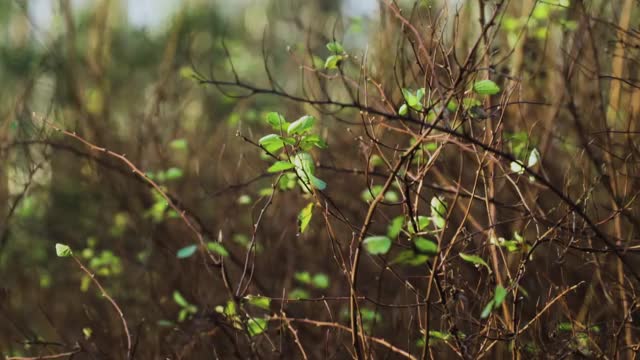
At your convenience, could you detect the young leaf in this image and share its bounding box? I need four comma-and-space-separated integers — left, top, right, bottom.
430, 196, 447, 229
494, 285, 508, 306
416, 216, 431, 231
268, 161, 295, 173
402, 88, 418, 107
207, 242, 229, 257
169, 138, 188, 151
298, 202, 314, 234
55, 243, 72, 257
258, 134, 285, 153
473, 80, 501, 95
173, 291, 189, 307
324, 55, 342, 69
176, 245, 197, 259
459, 253, 491, 272
309, 175, 327, 191
165, 167, 184, 180
480, 299, 495, 319
247, 317, 268, 336
288, 288, 311, 300
391, 250, 429, 266
287, 115, 316, 135
414, 237, 438, 255
312, 273, 329, 289
387, 216, 405, 238
245, 295, 271, 310
363, 236, 392, 255
527, 148, 541, 167
510, 160, 526, 174
266, 112, 289, 131
326, 41, 344, 54
294, 271, 312, 284
398, 103, 408, 116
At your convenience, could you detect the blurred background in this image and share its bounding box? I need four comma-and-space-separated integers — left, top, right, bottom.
2, 0, 639, 358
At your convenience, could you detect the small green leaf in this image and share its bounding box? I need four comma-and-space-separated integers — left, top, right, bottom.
237, 194, 252, 205
312, 273, 329, 289
165, 167, 184, 180
294, 271, 312, 284
298, 202, 314, 234
246, 295, 271, 310
288, 288, 310, 300
55, 243, 72, 257
173, 291, 189, 307
494, 285, 507, 306
247, 318, 268, 336
324, 55, 342, 69
326, 41, 344, 54
387, 216, 404, 238
398, 103, 408, 116
459, 253, 491, 272
259, 134, 285, 153
391, 250, 429, 266
431, 196, 447, 229
266, 112, 289, 131
176, 245, 197, 259
480, 299, 495, 319
414, 237, 438, 255
363, 236, 392, 255
473, 80, 501, 95
416, 216, 431, 231
510, 160, 526, 174
527, 148, 540, 167
429, 330, 451, 341
287, 115, 316, 135
207, 242, 229, 257
268, 161, 295, 173
402, 88, 418, 107
309, 175, 327, 191
169, 138, 188, 151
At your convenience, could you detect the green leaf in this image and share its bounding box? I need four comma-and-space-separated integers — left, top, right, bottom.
473, 80, 501, 95
309, 175, 327, 191
169, 138, 188, 151
312, 273, 329, 289
398, 103, 408, 116
288, 288, 310, 300
245, 295, 271, 310
268, 161, 295, 173
414, 237, 438, 255
207, 242, 229, 257
266, 112, 289, 131
173, 291, 189, 307
480, 299, 495, 319
165, 167, 184, 180
287, 115, 316, 135
391, 250, 429, 266
416, 216, 431, 231
294, 271, 312, 284
429, 330, 452, 341
55, 243, 72, 257
247, 317, 268, 336
510, 160, 526, 174
237, 194, 252, 205
326, 41, 344, 54
459, 253, 491, 272
258, 134, 285, 153
176, 245, 197, 259
402, 88, 418, 107
527, 148, 540, 167
387, 216, 405, 238
363, 236, 392, 255
494, 285, 507, 306
324, 55, 342, 69
300, 134, 328, 149
430, 196, 447, 229
298, 202, 314, 234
